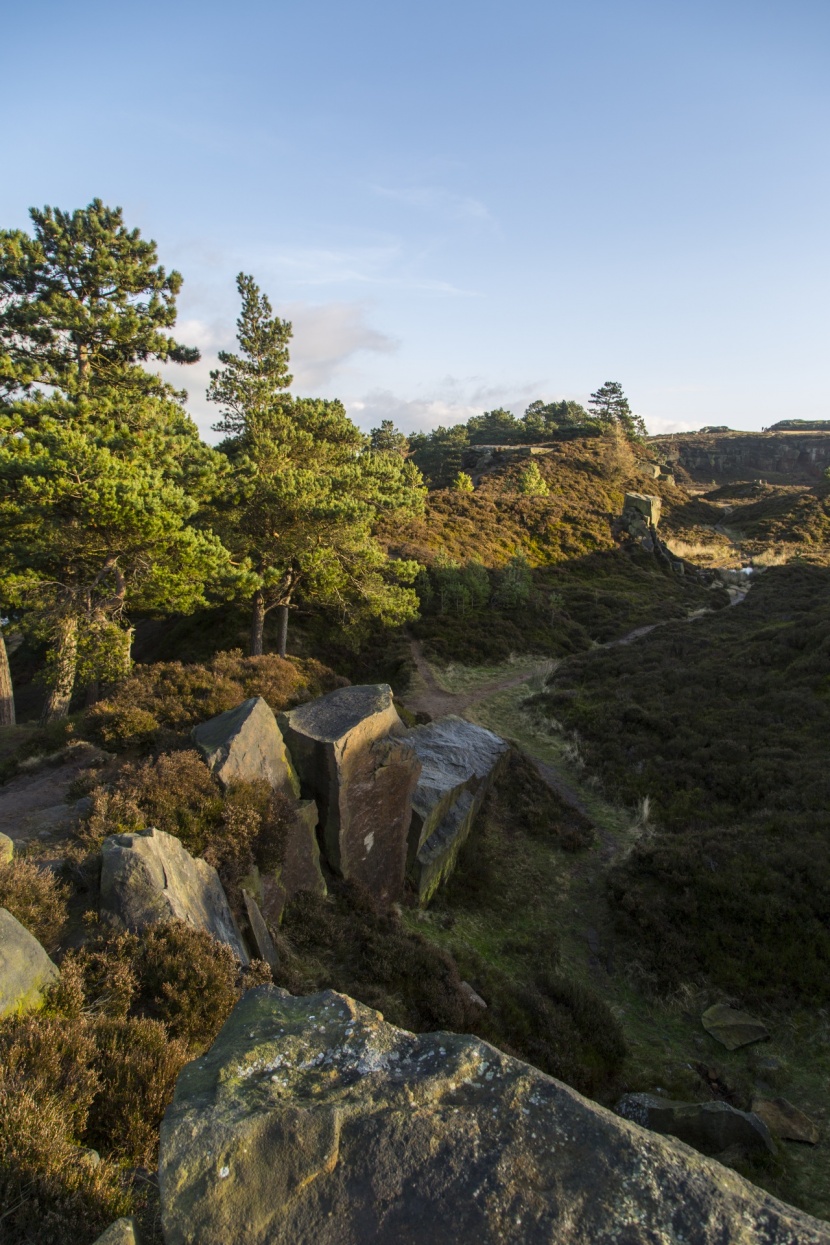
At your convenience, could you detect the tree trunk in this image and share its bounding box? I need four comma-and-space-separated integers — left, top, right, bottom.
0, 633, 15, 727
277, 604, 289, 660
85, 679, 100, 707
41, 616, 79, 723
250, 590, 266, 657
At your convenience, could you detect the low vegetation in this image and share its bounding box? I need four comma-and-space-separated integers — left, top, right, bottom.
535, 563, 830, 1003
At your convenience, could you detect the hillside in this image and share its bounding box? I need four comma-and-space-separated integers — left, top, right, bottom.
4, 420, 830, 1239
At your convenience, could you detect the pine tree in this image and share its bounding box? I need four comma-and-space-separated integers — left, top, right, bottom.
453, 471, 474, 492
0, 200, 197, 399
209, 275, 425, 657
519, 461, 549, 496
588, 381, 647, 439
0, 201, 232, 719
369, 420, 409, 457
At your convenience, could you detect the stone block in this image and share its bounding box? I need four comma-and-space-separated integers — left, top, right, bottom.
623, 492, 662, 526
100, 827, 248, 963
0, 907, 59, 1018
401, 716, 508, 901
192, 697, 299, 798
279, 686, 420, 902
0, 832, 13, 864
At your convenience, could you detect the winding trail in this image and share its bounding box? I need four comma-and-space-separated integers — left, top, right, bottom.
403, 588, 751, 844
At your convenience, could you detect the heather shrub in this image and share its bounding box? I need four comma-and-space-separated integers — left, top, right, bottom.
84, 650, 341, 750
0, 1076, 131, 1245
92, 750, 223, 854
0, 858, 69, 951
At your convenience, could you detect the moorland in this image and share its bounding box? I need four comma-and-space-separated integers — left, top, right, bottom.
2, 201, 830, 1242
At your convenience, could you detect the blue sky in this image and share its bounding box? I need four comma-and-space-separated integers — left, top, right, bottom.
2, 0, 828, 438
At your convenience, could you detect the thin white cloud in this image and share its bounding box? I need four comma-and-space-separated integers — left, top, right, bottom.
371, 184, 494, 225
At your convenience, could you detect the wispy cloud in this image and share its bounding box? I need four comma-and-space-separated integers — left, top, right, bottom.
264, 243, 478, 296
371, 184, 494, 225
158, 302, 398, 437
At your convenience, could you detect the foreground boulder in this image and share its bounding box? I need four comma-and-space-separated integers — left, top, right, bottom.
0, 907, 59, 1018
617, 1092, 774, 1157
279, 685, 420, 902
100, 828, 248, 963
192, 696, 300, 798
159, 987, 829, 1245
401, 716, 508, 901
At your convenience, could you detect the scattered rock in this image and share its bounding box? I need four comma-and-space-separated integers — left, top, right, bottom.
242, 889, 279, 972
279, 685, 420, 902
0, 907, 59, 1018
752, 1097, 820, 1145
159, 987, 830, 1245
460, 980, 487, 1009
401, 715, 508, 901
90, 1218, 140, 1245
100, 828, 248, 963
0, 832, 13, 864
617, 1092, 774, 1157
624, 492, 662, 526
192, 696, 300, 798
702, 1003, 770, 1050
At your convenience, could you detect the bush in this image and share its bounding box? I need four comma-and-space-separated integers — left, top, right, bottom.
84, 650, 341, 750
81, 750, 223, 855
0, 859, 69, 951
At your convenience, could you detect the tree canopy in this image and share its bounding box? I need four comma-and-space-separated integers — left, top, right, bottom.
0, 201, 231, 718
0, 200, 198, 400
588, 381, 647, 439
209, 274, 425, 656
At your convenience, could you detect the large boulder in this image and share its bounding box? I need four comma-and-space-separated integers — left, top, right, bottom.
191, 697, 299, 798
159, 987, 830, 1245
0, 907, 59, 1017
0, 832, 13, 864
617, 1092, 774, 1157
258, 799, 327, 927
401, 716, 508, 901
279, 685, 420, 903
100, 828, 248, 964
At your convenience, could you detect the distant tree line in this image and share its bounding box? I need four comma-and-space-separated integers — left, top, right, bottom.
407, 383, 645, 487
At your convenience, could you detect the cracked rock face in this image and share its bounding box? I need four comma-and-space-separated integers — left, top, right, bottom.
159, 987, 830, 1245
279, 685, 420, 902
401, 716, 508, 901
100, 828, 248, 964
191, 697, 300, 798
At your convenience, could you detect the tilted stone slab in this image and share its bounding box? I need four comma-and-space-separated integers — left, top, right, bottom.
617, 1092, 774, 1157
0, 907, 59, 1018
752, 1097, 820, 1145
100, 828, 248, 964
192, 697, 300, 798
401, 715, 508, 901
90, 1219, 140, 1245
702, 1003, 770, 1050
159, 986, 830, 1245
279, 685, 420, 903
